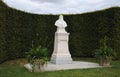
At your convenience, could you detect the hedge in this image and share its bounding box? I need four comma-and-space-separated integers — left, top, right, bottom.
0, 0, 7, 63
0, 0, 120, 63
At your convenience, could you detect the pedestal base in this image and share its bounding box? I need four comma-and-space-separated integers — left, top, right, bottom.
50, 32, 72, 64
51, 54, 72, 64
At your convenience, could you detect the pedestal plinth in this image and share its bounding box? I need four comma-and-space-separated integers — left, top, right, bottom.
51, 32, 72, 64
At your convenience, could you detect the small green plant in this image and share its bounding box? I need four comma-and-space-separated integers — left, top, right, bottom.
95, 36, 115, 66
26, 43, 48, 72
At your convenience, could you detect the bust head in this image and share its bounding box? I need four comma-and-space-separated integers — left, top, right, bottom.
55, 15, 67, 28
59, 15, 63, 20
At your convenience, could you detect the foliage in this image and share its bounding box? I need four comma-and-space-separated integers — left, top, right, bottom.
95, 36, 115, 66
95, 47, 115, 59
0, 0, 120, 63
26, 44, 48, 72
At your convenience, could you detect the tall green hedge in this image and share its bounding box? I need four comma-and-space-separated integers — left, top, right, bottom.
0, 0, 120, 63
0, 0, 7, 63
112, 8, 120, 59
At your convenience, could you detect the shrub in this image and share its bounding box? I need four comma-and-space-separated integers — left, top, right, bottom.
95, 36, 115, 66
26, 44, 48, 72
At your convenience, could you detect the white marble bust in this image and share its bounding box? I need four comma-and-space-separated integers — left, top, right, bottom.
55, 15, 67, 28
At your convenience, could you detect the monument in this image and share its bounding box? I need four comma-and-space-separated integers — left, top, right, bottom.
50, 15, 72, 64
24, 15, 100, 72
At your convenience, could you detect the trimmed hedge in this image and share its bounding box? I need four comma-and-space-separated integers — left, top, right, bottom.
0, 0, 120, 63
0, 0, 7, 63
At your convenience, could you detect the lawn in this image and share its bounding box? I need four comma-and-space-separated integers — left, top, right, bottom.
0, 58, 120, 77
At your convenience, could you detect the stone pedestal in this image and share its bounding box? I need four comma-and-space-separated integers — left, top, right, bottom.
50, 15, 72, 64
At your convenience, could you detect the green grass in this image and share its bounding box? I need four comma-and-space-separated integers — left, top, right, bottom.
0, 58, 120, 77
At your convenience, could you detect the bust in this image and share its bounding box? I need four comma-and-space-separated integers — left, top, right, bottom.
55, 15, 67, 28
